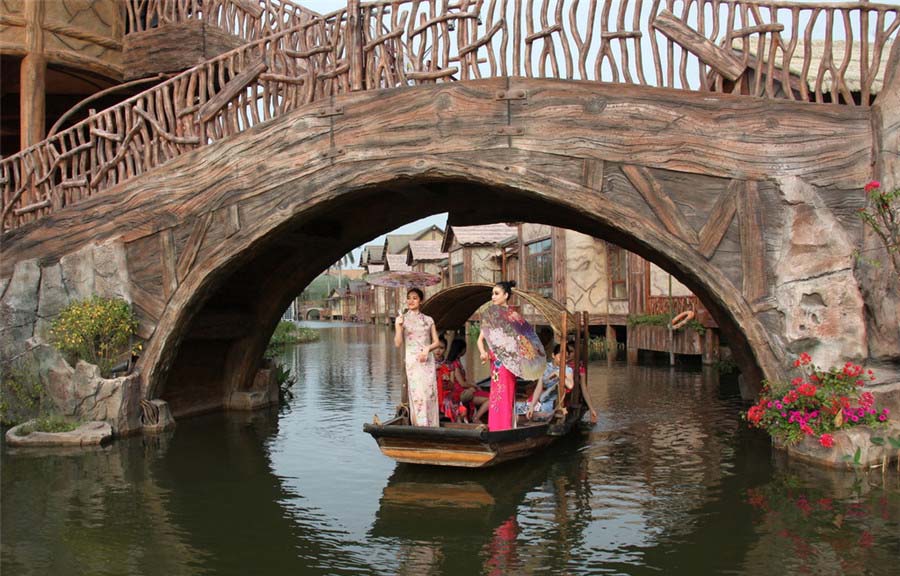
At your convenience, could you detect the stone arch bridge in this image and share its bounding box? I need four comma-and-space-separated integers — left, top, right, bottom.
1, 0, 898, 432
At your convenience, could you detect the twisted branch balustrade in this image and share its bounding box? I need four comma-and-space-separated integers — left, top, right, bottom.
124, 0, 318, 40
2, 0, 898, 232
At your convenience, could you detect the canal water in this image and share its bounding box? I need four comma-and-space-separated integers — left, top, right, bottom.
3, 322, 899, 575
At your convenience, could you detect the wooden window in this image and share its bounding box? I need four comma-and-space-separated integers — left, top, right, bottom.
526, 238, 553, 298
608, 244, 627, 300
451, 262, 464, 285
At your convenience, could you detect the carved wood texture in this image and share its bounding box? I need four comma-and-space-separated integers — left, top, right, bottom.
2, 0, 897, 232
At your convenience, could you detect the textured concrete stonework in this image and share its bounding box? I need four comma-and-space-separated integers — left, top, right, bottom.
226, 367, 279, 411
47, 361, 142, 435
773, 177, 867, 368
0, 241, 143, 434
779, 424, 900, 469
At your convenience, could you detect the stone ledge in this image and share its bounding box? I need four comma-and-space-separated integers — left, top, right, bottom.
5, 420, 112, 447
776, 424, 900, 469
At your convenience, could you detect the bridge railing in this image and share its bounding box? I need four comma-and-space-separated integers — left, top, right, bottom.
123, 0, 318, 40
353, 0, 898, 102
2, 0, 898, 233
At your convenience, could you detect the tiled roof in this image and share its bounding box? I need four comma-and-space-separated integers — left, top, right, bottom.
366, 263, 385, 273
408, 240, 447, 263
385, 234, 414, 255
347, 279, 368, 292
363, 244, 384, 264
385, 254, 412, 271
443, 223, 517, 251
341, 269, 366, 280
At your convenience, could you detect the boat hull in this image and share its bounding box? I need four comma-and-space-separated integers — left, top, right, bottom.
363, 408, 584, 468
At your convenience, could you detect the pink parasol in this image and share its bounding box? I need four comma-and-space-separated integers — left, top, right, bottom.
481, 304, 546, 380
365, 270, 442, 288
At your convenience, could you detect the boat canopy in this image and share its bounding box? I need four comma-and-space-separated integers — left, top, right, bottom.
420, 282, 577, 338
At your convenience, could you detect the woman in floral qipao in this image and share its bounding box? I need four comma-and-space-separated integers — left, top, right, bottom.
394, 287, 441, 427
476, 280, 525, 432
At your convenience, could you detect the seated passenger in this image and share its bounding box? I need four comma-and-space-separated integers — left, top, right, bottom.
434, 337, 453, 418
516, 344, 574, 418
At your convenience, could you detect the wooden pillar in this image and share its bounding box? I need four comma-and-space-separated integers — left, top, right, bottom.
21, 0, 47, 149
625, 253, 646, 365
347, 0, 365, 91
553, 227, 567, 305
702, 328, 720, 365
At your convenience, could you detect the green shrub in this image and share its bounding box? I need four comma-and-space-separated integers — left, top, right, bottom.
588, 336, 624, 360
15, 414, 80, 436
627, 313, 706, 336
714, 357, 738, 375
49, 296, 139, 377
267, 321, 319, 352
0, 354, 46, 426
274, 362, 297, 403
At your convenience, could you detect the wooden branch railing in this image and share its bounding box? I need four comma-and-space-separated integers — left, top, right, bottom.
2, 0, 898, 233
647, 295, 699, 316
124, 0, 318, 41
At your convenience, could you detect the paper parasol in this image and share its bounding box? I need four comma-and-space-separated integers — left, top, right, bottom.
481, 304, 546, 380
365, 270, 441, 288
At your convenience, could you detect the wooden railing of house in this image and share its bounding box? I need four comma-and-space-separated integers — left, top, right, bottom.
123, 0, 317, 40
647, 295, 699, 317
3, 0, 898, 232
646, 294, 717, 327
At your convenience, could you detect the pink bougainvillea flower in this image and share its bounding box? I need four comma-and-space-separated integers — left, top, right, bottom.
864, 181, 881, 193
819, 433, 834, 448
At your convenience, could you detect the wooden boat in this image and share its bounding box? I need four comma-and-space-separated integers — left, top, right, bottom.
363, 282, 593, 468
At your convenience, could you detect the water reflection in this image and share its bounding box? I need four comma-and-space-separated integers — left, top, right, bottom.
2, 324, 899, 575
371, 436, 594, 575
1, 434, 206, 576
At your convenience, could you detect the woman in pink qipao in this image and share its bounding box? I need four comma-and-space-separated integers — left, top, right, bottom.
476, 280, 520, 432
394, 287, 441, 427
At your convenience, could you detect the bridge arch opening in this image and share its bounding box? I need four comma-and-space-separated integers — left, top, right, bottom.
144, 174, 774, 418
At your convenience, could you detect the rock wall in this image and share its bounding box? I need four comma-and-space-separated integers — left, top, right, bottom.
0, 240, 131, 359
0, 241, 141, 434
860, 40, 900, 360
772, 176, 867, 368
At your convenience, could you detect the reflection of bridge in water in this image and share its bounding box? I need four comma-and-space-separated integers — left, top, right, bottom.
1, 0, 898, 428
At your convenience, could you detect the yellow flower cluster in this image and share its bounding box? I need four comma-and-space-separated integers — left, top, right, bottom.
49, 296, 140, 377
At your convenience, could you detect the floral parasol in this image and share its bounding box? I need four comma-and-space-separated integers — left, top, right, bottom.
365, 271, 441, 288
481, 304, 546, 380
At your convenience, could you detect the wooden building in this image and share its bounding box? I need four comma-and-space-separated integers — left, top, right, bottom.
441, 224, 516, 286
406, 240, 448, 301
626, 256, 720, 364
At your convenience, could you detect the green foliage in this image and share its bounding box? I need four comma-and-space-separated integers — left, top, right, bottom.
14, 414, 80, 436
300, 274, 340, 300
267, 321, 319, 352
627, 313, 706, 335
0, 354, 46, 426
745, 354, 890, 448
49, 296, 139, 378
467, 322, 481, 340
273, 362, 296, 403
714, 357, 739, 375
858, 181, 900, 278
841, 447, 863, 467
587, 336, 624, 360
